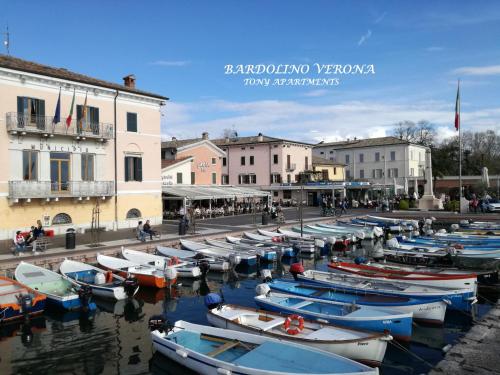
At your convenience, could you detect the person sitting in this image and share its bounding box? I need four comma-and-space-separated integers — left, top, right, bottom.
13, 231, 27, 253
143, 220, 157, 240
26, 226, 37, 245
34, 219, 45, 238
136, 221, 146, 242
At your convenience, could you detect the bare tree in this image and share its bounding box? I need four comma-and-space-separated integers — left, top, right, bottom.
221, 126, 238, 139
392, 120, 435, 146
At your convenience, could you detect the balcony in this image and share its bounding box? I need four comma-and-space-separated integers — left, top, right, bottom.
286, 163, 296, 172
8, 181, 114, 200
6, 112, 113, 141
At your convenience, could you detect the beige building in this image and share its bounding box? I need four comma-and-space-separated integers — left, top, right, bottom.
0, 55, 167, 240
311, 156, 346, 181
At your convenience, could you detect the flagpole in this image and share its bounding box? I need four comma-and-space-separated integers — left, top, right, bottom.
458, 80, 462, 213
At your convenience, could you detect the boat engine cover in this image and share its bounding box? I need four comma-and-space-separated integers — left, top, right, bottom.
255, 283, 271, 296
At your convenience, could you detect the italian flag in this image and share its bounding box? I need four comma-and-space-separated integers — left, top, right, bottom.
454, 81, 460, 131
66, 89, 75, 127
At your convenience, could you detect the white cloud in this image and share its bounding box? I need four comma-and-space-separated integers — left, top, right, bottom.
374, 12, 387, 24
302, 89, 330, 97
425, 46, 444, 52
357, 30, 372, 46
149, 60, 191, 67
452, 65, 500, 76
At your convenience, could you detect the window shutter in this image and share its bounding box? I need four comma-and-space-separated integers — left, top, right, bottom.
124, 157, 130, 181
136, 157, 143, 181
77, 105, 82, 121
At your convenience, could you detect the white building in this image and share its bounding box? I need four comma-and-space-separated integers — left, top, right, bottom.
313, 136, 429, 194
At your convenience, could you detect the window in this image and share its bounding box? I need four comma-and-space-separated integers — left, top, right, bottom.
241, 156, 245, 166
50, 152, 70, 192
273, 191, 279, 197
124, 156, 142, 181
320, 151, 324, 155
211, 157, 216, 165
77, 105, 99, 134
17, 97, 45, 129
345, 155, 350, 164
283, 190, 292, 199
221, 175, 229, 185
305, 156, 309, 170
273, 154, 278, 164
81, 153, 94, 181
322, 169, 329, 180
410, 168, 414, 176
191, 172, 196, 184
333, 167, 337, 175
126, 208, 142, 219
52, 213, 72, 225
359, 169, 364, 179
176, 172, 183, 184
250, 156, 254, 165
329, 150, 334, 154
346, 170, 351, 179
375, 152, 380, 162
287, 174, 291, 183
390, 151, 396, 161
286, 155, 291, 170
212, 172, 217, 184
127, 112, 138, 132
387, 168, 399, 178
222, 157, 227, 166
270, 174, 282, 183
250, 174, 256, 184
23, 150, 38, 180
359, 153, 364, 163
238, 174, 256, 184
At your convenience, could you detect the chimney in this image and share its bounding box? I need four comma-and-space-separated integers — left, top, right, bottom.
202, 132, 209, 140
171, 136, 177, 141
257, 132, 264, 142
123, 74, 136, 88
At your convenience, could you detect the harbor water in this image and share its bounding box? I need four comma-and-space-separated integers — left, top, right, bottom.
0, 242, 498, 375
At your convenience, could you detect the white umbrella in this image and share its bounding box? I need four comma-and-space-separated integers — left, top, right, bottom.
393, 177, 397, 196
404, 177, 408, 195
482, 167, 490, 188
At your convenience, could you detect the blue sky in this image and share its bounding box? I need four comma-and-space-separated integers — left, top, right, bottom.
2, 0, 500, 143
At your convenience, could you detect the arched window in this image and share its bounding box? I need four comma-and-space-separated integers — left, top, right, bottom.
126, 208, 142, 219
52, 213, 72, 225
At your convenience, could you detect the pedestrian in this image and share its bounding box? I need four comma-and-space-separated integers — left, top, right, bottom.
340, 200, 348, 215
136, 221, 146, 242
143, 219, 157, 240
13, 230, 26, 253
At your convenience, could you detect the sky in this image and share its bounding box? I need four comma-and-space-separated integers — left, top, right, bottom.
1, 0, 500, 144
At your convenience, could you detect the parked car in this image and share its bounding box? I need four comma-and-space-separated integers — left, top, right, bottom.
486, 199, 500, 212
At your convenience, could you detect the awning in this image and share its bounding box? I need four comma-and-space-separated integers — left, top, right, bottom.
162, 185, 271, 200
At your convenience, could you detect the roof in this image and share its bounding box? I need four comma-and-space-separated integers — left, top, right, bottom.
161, 156, 192, 169
314, 136, 428, 149
0, 54, 168, 100
162, 134, 313, 149
312, 156, 345, 167
162, 185, 271, 199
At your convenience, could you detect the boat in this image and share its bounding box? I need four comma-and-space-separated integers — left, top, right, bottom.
351, 219, 402, 232
205, 239, 277, 262
122, 248, 202, 278
150, 319, 379, 375
316, 223, 379, 239
305, 225, 365, 240
292, 227, 355, 242
366, 216, 418, 230
267, 280, 447, 324
328, 262, 477, 292
59, 258, 138, 300
14, 262, 96, 311
156, 246, 230, 272
226, 236, 297, 257
0, 276, 46, 322
336, 221, 384, 238
254, 286, 413, 341
181, 239, 257, 266
293, 268, 475, 311
207, 303, 391, 366
96, 254, 176, 288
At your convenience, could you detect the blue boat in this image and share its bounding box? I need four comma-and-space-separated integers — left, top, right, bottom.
254, 286, 413, 341
267, 280, 447, 324
296, 269, 476, 311
15, 262, 96, 311
205, 238, 278, 262
181, 239, 257, 267
400, 237, 500, 250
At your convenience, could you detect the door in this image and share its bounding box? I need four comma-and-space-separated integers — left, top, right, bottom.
50, 152, 70, 192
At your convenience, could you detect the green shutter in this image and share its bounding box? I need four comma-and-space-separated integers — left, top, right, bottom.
127, 113, 137, 132
124, 157, 130, 181
136, 157, 143, 181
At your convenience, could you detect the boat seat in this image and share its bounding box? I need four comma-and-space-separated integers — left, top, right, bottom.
291, 300, 313, 309
255, 318, 285, 332
206, 340, 240, 357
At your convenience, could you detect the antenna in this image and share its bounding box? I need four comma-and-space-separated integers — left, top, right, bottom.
2, 25, 9, 55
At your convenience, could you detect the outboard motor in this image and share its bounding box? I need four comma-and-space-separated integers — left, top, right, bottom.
19, 294, 33, 315
354, 256, 367, 265
289, 263, 305, 281
255, 283, 271, 297
123, 276, 139, 297
228, 254, 241, 267
198, 260, 210, 276
78, 285, 93, 308
261, 269, 273, 283
204, 293, 223, 310
148, 315, 166, 332
450, 224, 459, 232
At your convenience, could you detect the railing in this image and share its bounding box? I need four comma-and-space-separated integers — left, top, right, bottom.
8, 180, 114, 199
286, 163, 296, 172
6, 112, 113, 140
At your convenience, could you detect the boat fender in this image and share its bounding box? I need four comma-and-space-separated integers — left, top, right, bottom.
289, 263, 305, 281
443, 299, 452, 305
228, 254, 241, 267
437, 229, 447, 234
175, 349, 188, 359
164, 267, 178, 281
271, 236, 282, 243
255, 283, 271, 297
314, 239, 325, 248
261, 269, 272, 282
450, 224, 459, 231
216, 368, 231, 375
283, 314, 304, 335
442, 344, 452, 353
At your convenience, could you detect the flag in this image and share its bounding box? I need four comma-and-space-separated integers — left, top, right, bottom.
52, 88, 61, 124
66, 89, 75, 127
454, 81, 460, 131
78, 92, 88, 131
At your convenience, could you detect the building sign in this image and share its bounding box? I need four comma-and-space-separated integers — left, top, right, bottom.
197, 161, 209, 172
162, 175, 174, 186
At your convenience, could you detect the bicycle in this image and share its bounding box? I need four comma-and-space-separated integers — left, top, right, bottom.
320, 207, 342, 217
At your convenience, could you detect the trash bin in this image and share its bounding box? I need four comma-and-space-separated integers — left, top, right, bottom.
65, 228, 76, 249
262, 213, 269, 225
178, 219, 187, 236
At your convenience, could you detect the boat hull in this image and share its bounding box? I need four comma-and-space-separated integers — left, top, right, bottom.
116, 271, 171, 288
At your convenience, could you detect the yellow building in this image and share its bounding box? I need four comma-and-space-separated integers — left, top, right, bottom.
312, 156, 345, 181
0, 55, 167, 240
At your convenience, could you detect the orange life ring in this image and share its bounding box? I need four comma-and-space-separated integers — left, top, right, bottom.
283, 314, 304, 335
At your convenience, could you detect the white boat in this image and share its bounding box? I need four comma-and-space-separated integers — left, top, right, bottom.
317, 223, 380, 239
150, 320, 379, 375
156, 245, 230, 272
121, 248, 202, 278
305, 225, 364, 240
226, 236, 297, 257
97, 254, 176, 288
181, 239, 257, 266
59, 259, 137, 300
205, 239, 277, 261
207, 304, 391, 366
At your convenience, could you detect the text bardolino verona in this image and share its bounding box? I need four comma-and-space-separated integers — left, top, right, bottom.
224, 64, 375, 75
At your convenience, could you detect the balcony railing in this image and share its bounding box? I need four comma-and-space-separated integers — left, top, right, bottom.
6, 112, 113, 140
8, 180, 114, 199
286, 163, 296, 172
